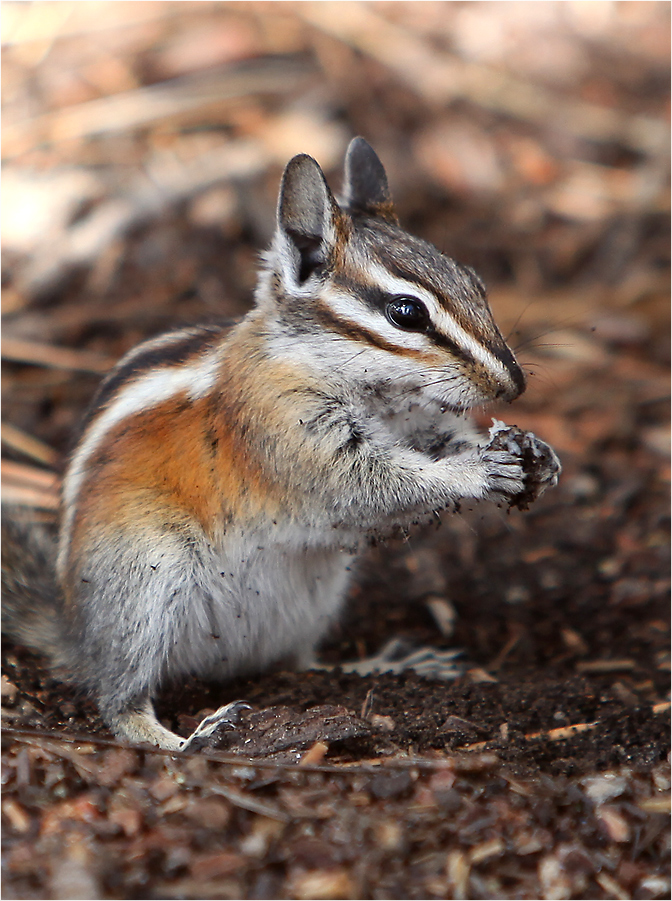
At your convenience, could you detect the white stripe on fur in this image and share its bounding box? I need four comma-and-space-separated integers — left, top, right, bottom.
57, 346, 223, 576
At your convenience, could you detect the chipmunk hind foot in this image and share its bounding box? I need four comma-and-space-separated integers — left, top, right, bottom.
108, 696, 250, 753
311, 638, 463, 680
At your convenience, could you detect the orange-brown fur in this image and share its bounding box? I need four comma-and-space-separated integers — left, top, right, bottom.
3, 138, 559, 754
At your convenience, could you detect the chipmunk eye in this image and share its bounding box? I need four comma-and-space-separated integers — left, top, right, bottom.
385, 296, 429, 332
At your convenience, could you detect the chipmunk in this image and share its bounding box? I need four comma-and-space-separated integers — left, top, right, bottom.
2, 138, 560, 752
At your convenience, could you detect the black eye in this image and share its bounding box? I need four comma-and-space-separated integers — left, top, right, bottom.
385, 296, 429, 332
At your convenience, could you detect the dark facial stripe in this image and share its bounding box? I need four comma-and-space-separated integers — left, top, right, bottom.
81, 324, 231, 431
370, 251, 497, 343
309, 299, 429, 358
332, 273, 388, 315
349, 251, 524, 387
425, 325, 474, 366
381, 260, 451, 304
332, 273, 479, 367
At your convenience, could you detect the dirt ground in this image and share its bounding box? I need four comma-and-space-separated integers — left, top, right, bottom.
2, 3, 670, 899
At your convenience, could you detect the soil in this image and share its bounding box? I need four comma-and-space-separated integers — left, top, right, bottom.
1, 4, 670, 899
3, 356, 669, 898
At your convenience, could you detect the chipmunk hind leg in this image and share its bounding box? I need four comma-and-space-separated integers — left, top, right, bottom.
107, 695, 250, 752
67, 530, 251, 752
107, 696, 185, 750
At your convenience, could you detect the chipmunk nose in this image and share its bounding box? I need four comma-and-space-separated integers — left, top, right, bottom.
505, 363, 527, 401
491, 342, 526, 402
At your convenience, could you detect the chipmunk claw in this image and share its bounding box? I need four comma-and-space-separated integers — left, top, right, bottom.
179, 700, 251, 753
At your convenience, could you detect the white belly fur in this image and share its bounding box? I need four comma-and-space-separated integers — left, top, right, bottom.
165, 528, 356, 683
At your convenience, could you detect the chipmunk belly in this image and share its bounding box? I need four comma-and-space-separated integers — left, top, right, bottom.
66, 516, 354, 691
173, 528, 355, 680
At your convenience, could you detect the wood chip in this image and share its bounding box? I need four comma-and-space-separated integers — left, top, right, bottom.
576, 659, 636, 673
1, 460, 60, 509
637, 796, 671, 813
1, 423, 60, 467
425, 596, 457, 638
524, 722, 598, 742
2, 337, 115, 373
1, 675, 19, 703
466, 667, 498, 684
469, 838, 504, 864
299, 741, 329, 766
2, 799, 31, 833
209, 785, 290, 823
595, 872, 631, 900
446, 849, 470, 899
289, 868, 355, 901
560, 627, 589, 655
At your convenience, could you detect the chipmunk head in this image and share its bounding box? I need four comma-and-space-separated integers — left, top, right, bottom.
261, 137, 525, 412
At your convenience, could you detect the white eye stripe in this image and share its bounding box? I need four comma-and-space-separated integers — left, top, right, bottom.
363, 262, 441, 314
363, 261, 516, 383
321, 286, 430, 350
321, 273, 515, 384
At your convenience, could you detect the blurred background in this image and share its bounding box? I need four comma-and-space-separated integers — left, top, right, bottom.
2, 9, 670, 897
1, 0, 669, 499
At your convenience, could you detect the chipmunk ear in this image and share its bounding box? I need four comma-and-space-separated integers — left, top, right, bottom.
277, 154, 341, 285
342, 137, 398, 223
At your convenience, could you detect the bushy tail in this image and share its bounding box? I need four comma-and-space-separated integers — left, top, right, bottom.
1, 512, 71, 669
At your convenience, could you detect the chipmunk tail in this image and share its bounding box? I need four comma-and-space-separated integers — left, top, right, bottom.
2, 511, 72, 669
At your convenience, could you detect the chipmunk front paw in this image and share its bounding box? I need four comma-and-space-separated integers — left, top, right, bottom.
481, 447, 527, 502
487, 420, 561, 510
